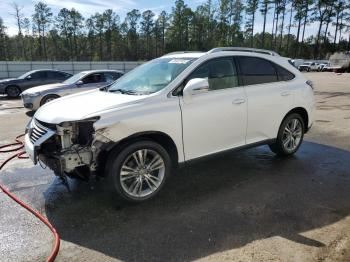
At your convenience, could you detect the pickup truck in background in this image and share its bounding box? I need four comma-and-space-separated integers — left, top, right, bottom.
298, 62, 318, 72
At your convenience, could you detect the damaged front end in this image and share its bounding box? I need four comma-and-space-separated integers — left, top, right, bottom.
25, 117, 110, 179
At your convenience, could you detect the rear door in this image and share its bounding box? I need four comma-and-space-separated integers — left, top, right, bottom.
237, 56, 295, 144
180, 57, 247, 160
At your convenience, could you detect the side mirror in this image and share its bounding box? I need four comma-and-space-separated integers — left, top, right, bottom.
26, 75, 32, 80
76, 80, 84, 86
183, 78, 209, 103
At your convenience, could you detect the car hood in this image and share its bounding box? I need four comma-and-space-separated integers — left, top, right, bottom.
22, 83, 68, 94
34, 89, 147, 124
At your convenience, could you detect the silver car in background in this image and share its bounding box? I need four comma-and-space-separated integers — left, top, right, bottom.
21, 70, 124, 110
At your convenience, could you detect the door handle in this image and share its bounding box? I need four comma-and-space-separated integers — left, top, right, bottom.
232, 98, 245, 104
281, 91, 291, 96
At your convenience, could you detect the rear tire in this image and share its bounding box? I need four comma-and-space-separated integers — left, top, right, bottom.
40, 94, 59, 106
6, 85, 21, 98
106, 140, 171, 202
269, 113, 305, 156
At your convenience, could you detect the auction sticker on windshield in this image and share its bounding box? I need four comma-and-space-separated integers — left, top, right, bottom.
168, 59, 191, 64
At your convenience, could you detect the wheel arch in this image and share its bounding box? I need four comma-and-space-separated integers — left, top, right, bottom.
5, 85, 21, 94
282, 107, 309, 133
100, 131, 180, 170
40, 93, 60, 105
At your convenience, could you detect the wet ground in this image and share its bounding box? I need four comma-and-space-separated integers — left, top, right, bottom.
0, 72, 349, 261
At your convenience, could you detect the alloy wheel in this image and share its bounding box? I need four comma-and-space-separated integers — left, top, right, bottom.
44, 97, 56, 104
282, 118, 303, 152
119, 149, 165, 198
7, 86, 20, 97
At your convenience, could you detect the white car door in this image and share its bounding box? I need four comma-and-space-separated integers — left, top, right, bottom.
237, 56, 295, 144
179, 57, 247, 160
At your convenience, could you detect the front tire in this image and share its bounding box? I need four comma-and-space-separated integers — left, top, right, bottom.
6, 85, 21, 98
269, 113, 305, 156
106, 140, 171, 202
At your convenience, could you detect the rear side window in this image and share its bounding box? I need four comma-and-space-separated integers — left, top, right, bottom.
82, 73, 106, 84
104, 72, 121, 83
31, 71, 47, 79
275, 64, 295, 81
237, 56, 278, 85
187, 57, 239, 91
47, 71, 68, 79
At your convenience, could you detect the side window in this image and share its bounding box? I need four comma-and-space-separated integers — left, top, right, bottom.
82, 73, 106, 84
187, 57, 238, 91
31, 71, 47, 79
56, 72, 71, 79
237, 56, 278, 85
47, 71, 65, 79
63, 72, 72, 78
104, 72, 120, 83
275, 64, 295, 81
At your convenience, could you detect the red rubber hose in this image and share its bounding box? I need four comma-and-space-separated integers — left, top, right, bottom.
0, 134, 25, 153
0, 135, 60, 262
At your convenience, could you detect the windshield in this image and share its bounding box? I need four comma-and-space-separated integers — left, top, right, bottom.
108, 57, 196, 95
63, 72, 88, 84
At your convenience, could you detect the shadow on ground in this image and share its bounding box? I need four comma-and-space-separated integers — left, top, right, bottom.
37, 142, 350, 261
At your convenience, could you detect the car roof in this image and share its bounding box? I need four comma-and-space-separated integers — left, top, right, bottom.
79, 69, 124, 74
27, 69, 70, 73
161, 47, 281, 59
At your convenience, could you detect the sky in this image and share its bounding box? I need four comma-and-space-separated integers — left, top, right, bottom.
0, 0, 336, 40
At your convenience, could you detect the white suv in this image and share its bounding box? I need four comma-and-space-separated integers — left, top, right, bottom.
24, 47, 315, 202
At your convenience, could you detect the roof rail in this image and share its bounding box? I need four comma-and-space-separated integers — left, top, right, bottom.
162, 51, 203, 56
207, 47, 279, 56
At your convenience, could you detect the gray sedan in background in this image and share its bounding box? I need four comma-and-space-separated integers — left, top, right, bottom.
21, 70, 124, 111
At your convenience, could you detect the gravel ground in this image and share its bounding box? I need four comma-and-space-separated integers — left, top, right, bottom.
0, 72, 349, 261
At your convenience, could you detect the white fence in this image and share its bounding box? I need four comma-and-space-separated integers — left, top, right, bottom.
0, 61, 144, 79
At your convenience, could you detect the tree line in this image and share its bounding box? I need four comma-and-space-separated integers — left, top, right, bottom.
0, 0, 349, 61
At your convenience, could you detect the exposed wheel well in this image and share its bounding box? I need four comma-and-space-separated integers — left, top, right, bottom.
283, 107, 309, 132
99, 131, 179, 173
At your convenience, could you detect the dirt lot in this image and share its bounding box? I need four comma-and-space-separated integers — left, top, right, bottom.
0, 72, 349, 261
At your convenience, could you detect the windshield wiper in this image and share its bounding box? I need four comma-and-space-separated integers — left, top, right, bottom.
99, 82, 114, 92
108, 88, 137, 95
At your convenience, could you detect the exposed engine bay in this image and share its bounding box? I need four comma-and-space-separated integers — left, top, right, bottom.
27, 117, 109, 179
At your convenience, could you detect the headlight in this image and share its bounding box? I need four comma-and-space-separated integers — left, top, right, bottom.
26, 92, 41, 97
25, 118, 33, 134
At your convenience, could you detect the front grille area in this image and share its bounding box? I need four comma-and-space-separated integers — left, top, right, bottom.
36, 119, 57, 130
29, 119, 49, 144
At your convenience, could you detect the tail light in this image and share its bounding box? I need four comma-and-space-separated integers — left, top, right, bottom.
306, 80, 314, 89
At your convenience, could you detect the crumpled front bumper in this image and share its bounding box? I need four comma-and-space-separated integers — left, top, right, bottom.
24, 133, 36, 163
